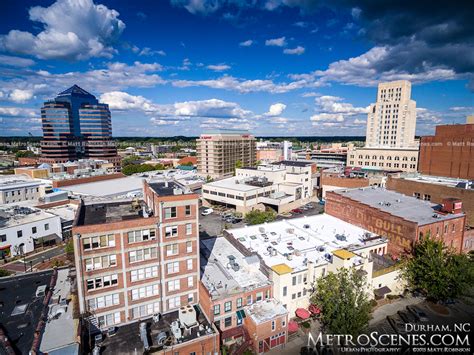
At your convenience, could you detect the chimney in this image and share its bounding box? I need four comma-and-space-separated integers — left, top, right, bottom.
441, 198, 462, 214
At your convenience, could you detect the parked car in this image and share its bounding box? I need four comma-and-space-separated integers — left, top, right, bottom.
397, 310, 416, 324
201, 208, 214, 216
387, 315, 407, 334
291, 208, 303, 214
232, 218, 242, 224
407, 306, 429, 322
305, 203, 314, 209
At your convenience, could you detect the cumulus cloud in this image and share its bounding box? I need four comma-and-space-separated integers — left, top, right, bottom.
265, 103, 286, 116
9, 89, 34, 103
207, 64, 231, 72
311, 95, 368, 124
0, 0, 125, 61
265, 37, 287, 47
0, 106, 36, 117
283, 46, 305, 55
139, 47, 166, 56
239, 40, 254, 47
0, 55, 35, 67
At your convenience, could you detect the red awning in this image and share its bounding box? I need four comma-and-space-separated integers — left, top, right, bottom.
0, 245, 11, 250
288, 320, 299, 332
308, 304, 321, 315
295, 308, 311, 319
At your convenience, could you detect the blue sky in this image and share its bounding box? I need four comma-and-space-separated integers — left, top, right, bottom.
0, 0, 472, 137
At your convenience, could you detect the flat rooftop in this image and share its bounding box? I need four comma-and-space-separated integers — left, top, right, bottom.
332, 187, 464, 225
42, 204, 78, 222
0, 175, 42, 190
246, 298, 287, 324
397, 174, 473, 189
76, 200, 146, 226
0, 270, 54, 355
58, 176, 145, 198
99, 306, 215, 355
148, 181, 193, 197
200, 237, 270, 300
272, 160, 313, 167
204, 177, 263, 192
227, 214, 385, 273
0, 205, 56, 229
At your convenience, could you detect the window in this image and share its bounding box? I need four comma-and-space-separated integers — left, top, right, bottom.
167, 261, 180, 274
185, 205, 191, 216
224, 317, 232, 327
88, 293, 120, 310
271, 320, 276, 331
32, 227, 37, 234
97, 312, 121, 328
282, 286, 287, 297
128, 229, 155, 243
237, 298, 242, 308
168, 296, 181, 309
84, 254, 117, 271
44, 223, 49, 231
129, 248, 157, 263
256, 292, 263, 301
86, 274, 118, 290
132, 302, 160, 319
168, 279, 180, 292
413, 192, 421, 199
246, 295, 252, 305
165, 207, 177, 219
0, 234, 6, 242
83, 235, 115, 250
132, 284, 159, 300
292, 276, 296, 286
423, 194, 431, 201
186, 241, 192, 253
282, 319, 286, 327
213, 304, 220, 315
185, 223, 192, 235
166, 244, 179, 256
224, 301, 232, 312
130, 266, 158, 282
187, 276, 194, 287
165, 226, 178, 238
186, 259, 193, 270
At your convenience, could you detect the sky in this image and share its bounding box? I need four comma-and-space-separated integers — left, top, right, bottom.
0, 0, 472, 137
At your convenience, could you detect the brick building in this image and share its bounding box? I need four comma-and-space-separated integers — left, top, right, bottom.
199, 236, 288, 353
73, 180, 201, 328
325, 187, 466, 256
419, 120, 474, 179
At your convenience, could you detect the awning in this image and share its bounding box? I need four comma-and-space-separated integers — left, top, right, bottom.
374, 286, 392, 299
0, 245, 11, 250
33, 234, 60, 243
236, 309, 246, 320
295, 308, 311, 319
308, 304, 321, 315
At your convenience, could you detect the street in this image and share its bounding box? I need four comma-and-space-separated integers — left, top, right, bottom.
1, 245, 66, 274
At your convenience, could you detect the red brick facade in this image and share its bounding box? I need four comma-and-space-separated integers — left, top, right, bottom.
419, 124, 474, 179
52, 173, 124, 188
325, 191, 466, 255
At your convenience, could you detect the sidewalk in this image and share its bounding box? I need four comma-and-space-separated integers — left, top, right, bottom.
370, 296, 423, 325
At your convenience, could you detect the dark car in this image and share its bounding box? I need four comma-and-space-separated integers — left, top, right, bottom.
232, 218, 242, 224
291, 208, 303, 214
407, 306, 429, 322
397, 310, 416, 323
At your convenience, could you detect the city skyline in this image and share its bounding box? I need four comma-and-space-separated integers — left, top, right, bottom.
0, 0, 473, 137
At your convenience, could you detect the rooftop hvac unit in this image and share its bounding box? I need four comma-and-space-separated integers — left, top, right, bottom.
139, 322, 150, 351
179, 305, 197, 328
156, 331, 168, 346
171, 320, 182, 339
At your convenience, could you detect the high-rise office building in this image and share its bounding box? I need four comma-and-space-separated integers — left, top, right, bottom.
366, 80, 417, 148
40, 85, 120, 170
347, 80, 419, 173
196, 129, 256, 179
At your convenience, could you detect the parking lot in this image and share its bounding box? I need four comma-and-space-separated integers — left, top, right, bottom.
199, 202, 325, 238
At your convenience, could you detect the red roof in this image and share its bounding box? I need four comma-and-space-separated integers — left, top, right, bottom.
178, 156, 197, 165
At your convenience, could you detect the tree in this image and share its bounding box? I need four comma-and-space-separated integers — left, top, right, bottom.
311, 268, 372, 336
244, 209, 276, 225
235, 160, 243, 169
206, 175, 214, 183
402, 233, 473, 302
15, 150, 36, 158
0, 269, 12, 278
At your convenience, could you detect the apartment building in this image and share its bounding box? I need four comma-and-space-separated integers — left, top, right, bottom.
196, 129, 257, 179
73, 180, 200, 329
347, 80, 419, 173
199, 236, 288, 352
202, 161, 316, 213
225, 214, 400, 317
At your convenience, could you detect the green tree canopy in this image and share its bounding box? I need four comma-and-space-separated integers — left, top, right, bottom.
402, 233, 473, 301
311, 268, 372, 336
244, 209, 276, 225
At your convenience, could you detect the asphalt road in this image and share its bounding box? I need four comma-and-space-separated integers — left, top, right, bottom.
1, 245, 66, 273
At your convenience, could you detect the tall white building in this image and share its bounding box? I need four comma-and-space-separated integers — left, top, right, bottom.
366, 80, 417, 148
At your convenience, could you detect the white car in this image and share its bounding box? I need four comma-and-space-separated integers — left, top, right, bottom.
201, 208, 214, 216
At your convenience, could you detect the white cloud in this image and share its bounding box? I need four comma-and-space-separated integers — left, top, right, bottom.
100, 91, 157, 112
9, 89, 34, 103
0, 0, 125, 61
353, 118, 366, 125
283, 46, 305, 55
139, 47, 166, 56
0, 106, 36, 117
0, 55, 35, 67
150, 118, 179, 126
315, 95, 368, 115
265, 103, 286, 116
207, 64, 231, 72
311, 113, 344, 122
239, 40, 254, 47
265, 37, 287, 47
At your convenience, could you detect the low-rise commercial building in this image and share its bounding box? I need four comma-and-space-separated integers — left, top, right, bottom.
200, 236, 287, 353
225, 214, 400, 317
0, 204, 62, 257
202, 161, 316, 213
0, 175, 45, 204
347, 147, 419, 173
325, 187, 466, 255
